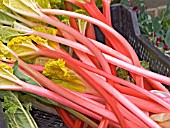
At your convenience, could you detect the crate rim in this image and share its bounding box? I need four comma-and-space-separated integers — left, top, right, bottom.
110, 3, 170, 67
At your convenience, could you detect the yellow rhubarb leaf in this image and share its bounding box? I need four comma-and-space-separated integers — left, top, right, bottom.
42, 59, 86, 92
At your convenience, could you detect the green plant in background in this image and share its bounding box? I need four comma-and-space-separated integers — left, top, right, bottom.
121, 0, 170, 58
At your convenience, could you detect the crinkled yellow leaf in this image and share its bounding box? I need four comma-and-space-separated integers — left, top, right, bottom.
7, 35, 57, 63
0, 63, 13, 73
33, 26, 57, 35
29, 35, 58, 50
51, 79, 86, 92
0, 63, 17, 85
29, 35, 48, 46
42, 59, 86, 92
0, 41, 14, 61
43, 59, 76, 80
7, 36, 37, 56
30, 34, 48, 43
32, 26, 58, 49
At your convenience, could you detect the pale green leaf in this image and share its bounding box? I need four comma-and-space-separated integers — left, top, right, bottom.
20, 55, 41, 64
20, 0, 41, 14
33, 57, 51, 65
0, 25, 22, 43
0, 91, 38, 128
166, 30, 170, 48
0, 12, 15, 25
3, 0, 40, 18
153, 17, 161, 33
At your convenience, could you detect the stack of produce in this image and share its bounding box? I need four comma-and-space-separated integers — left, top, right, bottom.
0, 0, 170, 128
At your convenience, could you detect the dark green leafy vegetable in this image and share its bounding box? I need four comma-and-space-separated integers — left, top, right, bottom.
13, 61, 57, 105
13, 61, 41, 86
116, 60, 150, 83
12, 61, 97, 128
116, 67, 129, 80
140, 60, 150, 70
0, 91, 38, 128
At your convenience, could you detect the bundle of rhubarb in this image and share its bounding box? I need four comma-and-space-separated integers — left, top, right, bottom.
0, 0, 170, 128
